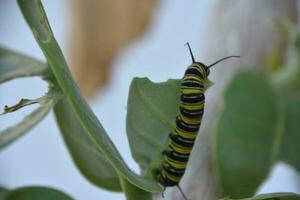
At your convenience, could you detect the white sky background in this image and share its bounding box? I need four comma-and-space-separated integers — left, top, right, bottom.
0, 0, 299, 200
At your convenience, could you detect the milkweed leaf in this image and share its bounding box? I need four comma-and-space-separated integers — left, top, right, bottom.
0, 47, 48, 83
126, 77, 213, 177
222, 192, 300, 200
214, 72, 282, 198
3, 186, 73, 200
279, 97, 300, 172
0, 45, 54, 150
0, 89, 59, 150
126, 78, 180, 176
54, 99, 122, 191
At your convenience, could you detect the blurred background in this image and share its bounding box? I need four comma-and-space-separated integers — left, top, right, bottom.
0, 0, 300, 199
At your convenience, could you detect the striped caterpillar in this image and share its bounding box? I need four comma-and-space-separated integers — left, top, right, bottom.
157, 43, 239, 199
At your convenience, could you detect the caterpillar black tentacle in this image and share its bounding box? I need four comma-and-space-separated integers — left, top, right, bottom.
157, 42, 239, 200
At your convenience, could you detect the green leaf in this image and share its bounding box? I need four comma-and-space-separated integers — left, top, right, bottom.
204, 78, 214, 90
214, 72, 282, 198
0, 45, 55, 150
0, 46, 48, 83
17, 0, 160, 192
119, 177, 152, 200
4, 186, 73, 200
126, 78, 181, 176
0, 187, 8, 200
250, 193, 300, 200
223, 192, 300, 200
279, 97, 300, 172
0, 89, 59, 150
126, 77, 214, 175
54, 99, 122, 191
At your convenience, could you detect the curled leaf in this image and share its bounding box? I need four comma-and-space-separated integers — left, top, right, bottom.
0, 89, 61, 149
1, 90, 62, 115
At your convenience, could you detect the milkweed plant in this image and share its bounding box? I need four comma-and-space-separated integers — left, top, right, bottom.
0, 1, 300, 200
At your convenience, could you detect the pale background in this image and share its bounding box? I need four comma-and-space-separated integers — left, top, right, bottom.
0, 0, 299, 199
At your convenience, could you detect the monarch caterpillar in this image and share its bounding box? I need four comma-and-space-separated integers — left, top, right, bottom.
157, 43, 239, 199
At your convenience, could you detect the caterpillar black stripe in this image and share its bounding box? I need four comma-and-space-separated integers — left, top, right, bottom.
157, 43, 239, 199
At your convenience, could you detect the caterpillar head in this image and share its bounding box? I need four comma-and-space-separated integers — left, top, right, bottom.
185, 42, 239, 77
195, 62, 210, 77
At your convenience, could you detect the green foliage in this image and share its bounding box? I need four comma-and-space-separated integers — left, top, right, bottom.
126, 78, 181, 176
54, 99, 122, 191
223, 192, 300, 200
213, 21, 300, 198
0, 96, 56, 149
214, 72, 282, 198
17, 0, 160, 194
0, 0, 299, 199
0, 47, 58, 150
126, 77, 214, 177
0, 187, 8, 200
279, 97, 300, 172
1, 187, 73, 200
119, 177, 152, 200
275, 24, 300, 173
250, 193, 300, 200
0, 47, 48, 83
